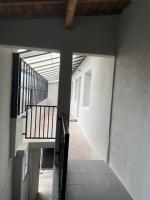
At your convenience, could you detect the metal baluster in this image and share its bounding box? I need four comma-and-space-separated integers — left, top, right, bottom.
30, 106, 33, 138
43, 107, 46, 138
39, 106, 41, 138
34, 105, 37, 138
51, 107, 54, 138
22, 61, 25, 113
17, 58, 21, 115
25, 63, 27, 111
47, 107, 50, 138
25, 105, 28, 138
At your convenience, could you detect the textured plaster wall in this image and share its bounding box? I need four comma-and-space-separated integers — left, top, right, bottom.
109, 0, 150, 199
71, 56, 114, 161
0, 47, 13, 200
29, 148, 41, 200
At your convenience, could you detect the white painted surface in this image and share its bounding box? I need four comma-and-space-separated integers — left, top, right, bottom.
71, 56, 115, 161
109, 1, 150, 200
0, 47, 13, 200
12, 143, 29, 200
48, 82, 59, 106
29, 148, 41, 200
14, 99, 48, 156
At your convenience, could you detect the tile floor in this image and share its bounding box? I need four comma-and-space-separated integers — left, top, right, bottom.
65, 160, 133, 200
37, 170, 53, 200
38, 121, 133, 200
52, 160, 133, 200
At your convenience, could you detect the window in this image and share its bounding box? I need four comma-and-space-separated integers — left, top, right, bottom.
74, 79, 78, 101
83, 70, 92, 107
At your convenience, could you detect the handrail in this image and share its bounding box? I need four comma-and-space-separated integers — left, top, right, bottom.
27, 104, 57, 108
61, 113, 69, 135
58, 113, 70, 200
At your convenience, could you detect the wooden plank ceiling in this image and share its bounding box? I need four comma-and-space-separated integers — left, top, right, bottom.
0, 0, 131, 30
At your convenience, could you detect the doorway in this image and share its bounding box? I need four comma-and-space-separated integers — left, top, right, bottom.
37, 148, 54, 200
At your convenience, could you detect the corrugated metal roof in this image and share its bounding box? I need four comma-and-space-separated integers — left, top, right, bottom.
19, 50, 86, 82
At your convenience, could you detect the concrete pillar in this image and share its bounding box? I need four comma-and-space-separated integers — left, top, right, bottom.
55, 50, 72, 165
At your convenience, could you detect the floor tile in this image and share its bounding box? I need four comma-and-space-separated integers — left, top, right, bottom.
82, 173, 111, 186
59, 160, 133, 200
67, 173, 83, 185
38, 170, 53, 200
66, 185, 87, 199
68, 160, 81, 173
107, 182, 132, 199
79, 160, 111, 174
85, 183, 132, 199
85, 185, 108, 198
87, 198, 132, 200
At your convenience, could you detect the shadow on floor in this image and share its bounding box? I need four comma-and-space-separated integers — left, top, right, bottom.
37, 170, 53, 200
36, 193, 49, 200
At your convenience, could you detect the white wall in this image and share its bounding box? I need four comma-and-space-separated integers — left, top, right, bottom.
0, 16, 118, 166
12, 145, 29, 200
11, 99, 48, 157
109, 0, 150, 200
71, 56, 115, 161
0, 47, 13, 200
29, 148, 41, 200
48, 82, 59, 106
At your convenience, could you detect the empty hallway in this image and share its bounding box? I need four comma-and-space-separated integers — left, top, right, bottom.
69, 120, 98, 160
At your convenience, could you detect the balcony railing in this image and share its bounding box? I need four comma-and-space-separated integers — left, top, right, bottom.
58, 114, 70, 199
25, 105, 57, 139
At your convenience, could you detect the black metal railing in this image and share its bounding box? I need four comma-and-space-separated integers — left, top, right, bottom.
25, 105, 57, 139
11, 53, 48, 118
18, 59, 48, 115
58, 114, 70, 200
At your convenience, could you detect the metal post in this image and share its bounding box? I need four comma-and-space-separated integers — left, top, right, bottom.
55, 50, 72, 165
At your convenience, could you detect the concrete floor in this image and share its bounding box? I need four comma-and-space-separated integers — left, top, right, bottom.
37, 170, 53, 200
36, 122, 133, 200
36, 120, 99, 200
69, 121, 98, 160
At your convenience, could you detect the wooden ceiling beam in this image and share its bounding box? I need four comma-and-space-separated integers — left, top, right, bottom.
66, 0, 77, 31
